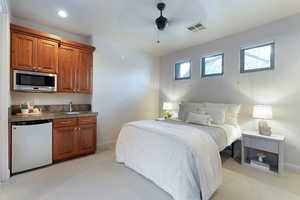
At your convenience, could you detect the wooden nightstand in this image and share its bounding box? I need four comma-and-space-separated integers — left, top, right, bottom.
242, 130, 285, 175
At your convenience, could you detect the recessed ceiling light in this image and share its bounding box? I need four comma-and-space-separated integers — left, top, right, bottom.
57, 10, 67, 18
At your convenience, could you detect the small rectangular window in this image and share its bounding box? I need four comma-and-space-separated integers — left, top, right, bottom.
175, 61, 191, 80
241, 42, 274, 73
201, 54, 224, 77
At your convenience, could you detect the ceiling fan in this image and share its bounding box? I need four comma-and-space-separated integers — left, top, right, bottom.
153, 1, 205, 43
155, 2, 168, 31
117, 1, 205, 44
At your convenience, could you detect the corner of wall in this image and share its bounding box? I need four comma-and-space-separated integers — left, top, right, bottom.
0, 0, 11, 183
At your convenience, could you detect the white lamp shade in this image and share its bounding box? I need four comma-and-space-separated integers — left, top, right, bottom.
163, 102, 179, 111
253, 105, 273, 119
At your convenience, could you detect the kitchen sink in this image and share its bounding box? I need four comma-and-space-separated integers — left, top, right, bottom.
64, 112, 81, 115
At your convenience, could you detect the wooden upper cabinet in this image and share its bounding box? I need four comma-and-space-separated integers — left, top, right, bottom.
37, 39, 59, 73
58, 46, 78, 93
77, 50, 93, 94
10, 24, 95, 93
11, 32, 37, 71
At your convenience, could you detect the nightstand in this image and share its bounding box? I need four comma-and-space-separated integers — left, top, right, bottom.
242, 130, 285, 175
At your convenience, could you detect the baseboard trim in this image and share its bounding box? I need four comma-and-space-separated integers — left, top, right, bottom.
97, 141, 116, 152
0, 168, 10, 183
285, 163, 300, 173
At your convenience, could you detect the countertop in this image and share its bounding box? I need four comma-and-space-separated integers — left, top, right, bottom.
9, 111, 98, 123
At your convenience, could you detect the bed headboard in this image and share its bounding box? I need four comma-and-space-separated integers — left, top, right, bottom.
178, 102, 206, 121
179, 102, 243, 127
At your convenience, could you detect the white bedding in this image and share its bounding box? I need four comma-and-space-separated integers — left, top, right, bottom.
116, 120, 223, 200
180, 121, 241, 151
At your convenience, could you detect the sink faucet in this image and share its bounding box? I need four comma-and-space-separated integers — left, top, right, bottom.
69, 101, 73, 112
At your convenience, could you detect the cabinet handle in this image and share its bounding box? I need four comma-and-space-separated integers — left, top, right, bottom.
59, 121, 72, 125
17, 65, 32, 68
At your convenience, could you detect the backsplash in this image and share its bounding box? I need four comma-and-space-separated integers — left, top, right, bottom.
11, 104, 91, 114
11, 92, 92, 105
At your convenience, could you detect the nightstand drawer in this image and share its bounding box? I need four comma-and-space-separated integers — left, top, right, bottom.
243, 136, 279, 154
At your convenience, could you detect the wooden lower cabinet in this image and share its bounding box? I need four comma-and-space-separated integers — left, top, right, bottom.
77, 124, 97, 155
53, 117, 97, 162
53, 126, 77, 161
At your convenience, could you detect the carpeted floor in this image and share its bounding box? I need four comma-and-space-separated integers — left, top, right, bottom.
1, 150, 300, 200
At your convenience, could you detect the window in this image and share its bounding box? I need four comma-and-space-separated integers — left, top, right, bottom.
241, 42, 274, 73
175, 61, 191, 80
201, 54, 224, 77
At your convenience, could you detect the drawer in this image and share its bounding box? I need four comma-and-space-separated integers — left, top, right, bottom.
243, 136, 279, 154
78, 116, 96, 125
53, 118, 77, 128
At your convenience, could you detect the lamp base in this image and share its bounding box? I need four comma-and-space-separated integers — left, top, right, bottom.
258, 120, 272, 136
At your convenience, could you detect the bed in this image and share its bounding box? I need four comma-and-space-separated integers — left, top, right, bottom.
116, 102, 241, 200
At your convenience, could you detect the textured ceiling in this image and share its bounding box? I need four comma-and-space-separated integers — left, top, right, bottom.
10, 0, 300, 56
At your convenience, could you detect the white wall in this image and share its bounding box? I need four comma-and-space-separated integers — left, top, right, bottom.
11, 17, 91, 44
10, 17, 92, 106
92, 36, 160, 149
0, 1, 11, 182
160, 14, 300, 170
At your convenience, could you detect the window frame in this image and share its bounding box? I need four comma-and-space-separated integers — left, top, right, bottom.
201, 53, 224, 77
240, 42, 275, 73
174, 60, 191, 80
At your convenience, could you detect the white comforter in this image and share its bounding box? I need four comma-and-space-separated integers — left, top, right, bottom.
116, 120, 222, 200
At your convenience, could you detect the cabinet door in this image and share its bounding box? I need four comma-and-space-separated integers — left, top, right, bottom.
58, 46, 78, 93
77, 50, 93, 94
77, 124, 96, 155
53, 126, 77, 162
11, 32, 37, 71
37, 39, 58, 73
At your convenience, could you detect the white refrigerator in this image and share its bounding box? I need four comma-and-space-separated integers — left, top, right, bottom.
12, 120, 53, 174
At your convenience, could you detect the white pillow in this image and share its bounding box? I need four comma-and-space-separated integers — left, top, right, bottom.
225, 104, 241, 126
205, 103, 240, 126
179, 102, 206, 121
185, 112, 212, 126
201, 107, 226, 125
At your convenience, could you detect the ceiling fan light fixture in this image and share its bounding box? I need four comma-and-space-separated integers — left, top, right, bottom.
155, 16, 168, 30
155, 2, 168, 31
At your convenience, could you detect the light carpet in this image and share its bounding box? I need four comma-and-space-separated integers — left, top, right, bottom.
1, 151, 300, 200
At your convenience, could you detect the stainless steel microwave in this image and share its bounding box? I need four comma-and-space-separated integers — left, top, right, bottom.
13, 70, 57, 92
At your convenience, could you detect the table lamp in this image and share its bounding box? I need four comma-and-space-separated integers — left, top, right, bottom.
252, 105, 273, 136
162, 102, 179, 119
